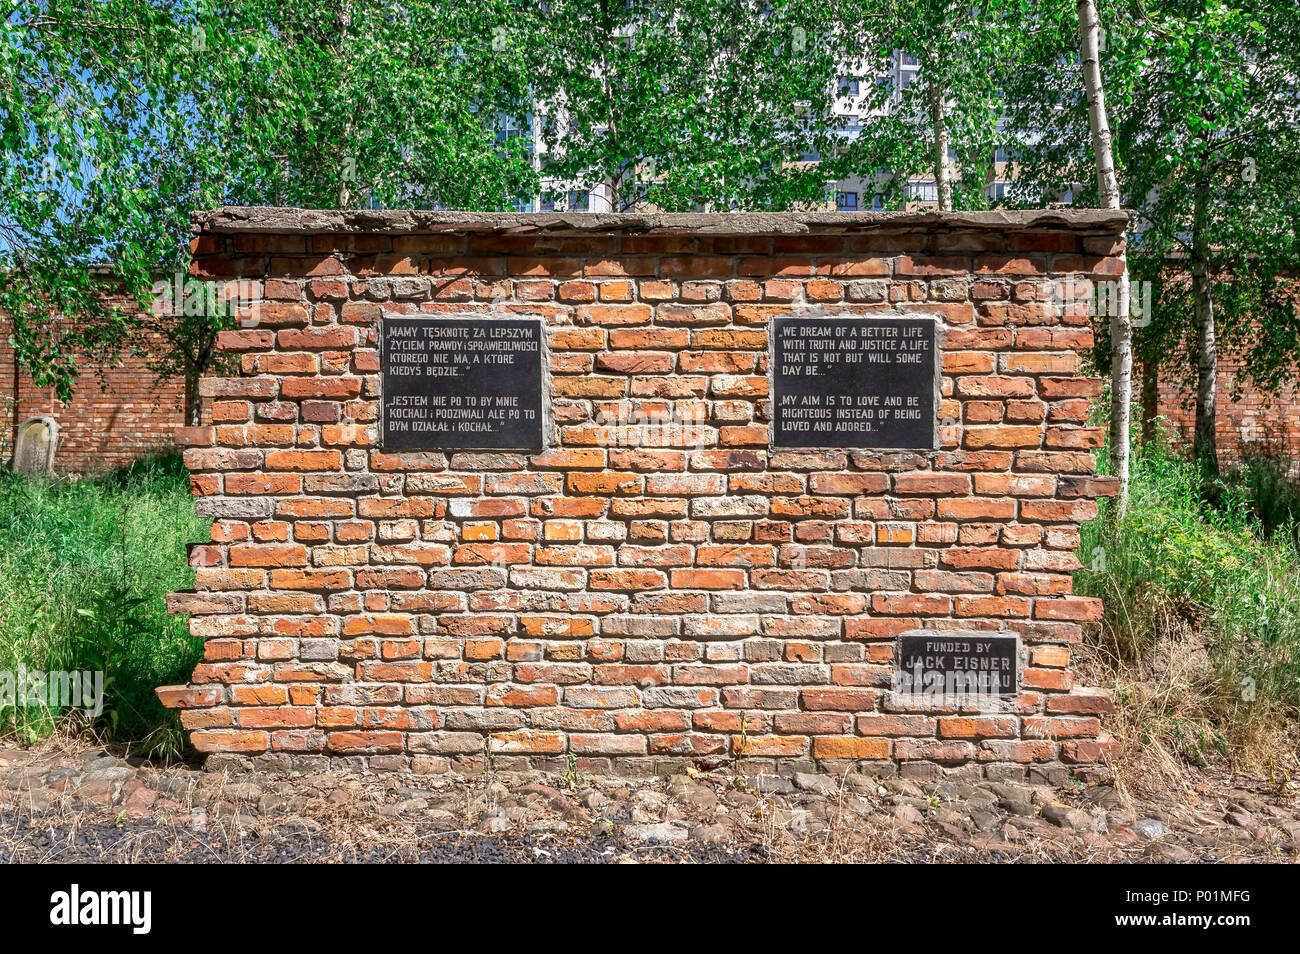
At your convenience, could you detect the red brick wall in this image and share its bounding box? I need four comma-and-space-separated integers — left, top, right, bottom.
1, 306, 186, 474
159, 211, 1126, 782
1144, 357, 1300, 471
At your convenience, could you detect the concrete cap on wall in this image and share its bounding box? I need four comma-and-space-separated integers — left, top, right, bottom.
192, 206, 1132, 237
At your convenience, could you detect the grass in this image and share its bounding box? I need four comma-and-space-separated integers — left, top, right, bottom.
0, 452, 205, 758
1076, 429, 1300, 778
1232, 451, 1300, 546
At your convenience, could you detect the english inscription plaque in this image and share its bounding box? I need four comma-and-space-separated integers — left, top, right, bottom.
771, 315, 937, 449
896, 632, 1019, 697
381, 315, 545, 451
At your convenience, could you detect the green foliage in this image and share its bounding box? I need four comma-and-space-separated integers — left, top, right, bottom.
1007, 0, 1300, 395
3, 0, 541, 402
1077, 433, 1300, 762
526, 0, 857, 212
8, 0, 1300, 419
836, 0, 1027, 210
1, 0, 193, 399
0, 452, 204, 757
190, 0, 540, 211
1229, 452, 1300, 547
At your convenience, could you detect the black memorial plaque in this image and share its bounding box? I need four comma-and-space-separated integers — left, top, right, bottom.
897, 632, 1019, 696
381, 316, 545, 451
771, 315, 937, 449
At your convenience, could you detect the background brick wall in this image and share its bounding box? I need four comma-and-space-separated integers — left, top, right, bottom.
1, 305, 186, 474
1145, 356, 1300, 472
159, 211, 1126, 781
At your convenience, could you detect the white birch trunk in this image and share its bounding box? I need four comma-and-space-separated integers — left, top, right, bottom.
928, 54, 953, 211
1078, 0, 1131, 522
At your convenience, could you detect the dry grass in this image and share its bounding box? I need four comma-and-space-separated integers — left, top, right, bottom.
1075, 442, 1300, 787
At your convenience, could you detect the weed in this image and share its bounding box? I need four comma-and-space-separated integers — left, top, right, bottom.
1078, 429, 1300, 774
563, 751, 583, 790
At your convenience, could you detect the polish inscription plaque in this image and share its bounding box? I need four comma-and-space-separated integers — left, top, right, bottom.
381, 316, 545, 451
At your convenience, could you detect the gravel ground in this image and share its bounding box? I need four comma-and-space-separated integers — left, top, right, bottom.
2, 742, 1296, 863
2, 813, 756, 864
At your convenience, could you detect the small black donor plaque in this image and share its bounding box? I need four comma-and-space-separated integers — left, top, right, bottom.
772, 315, 937, 449
896, 632, 1019, 697
381, 316, 544, 451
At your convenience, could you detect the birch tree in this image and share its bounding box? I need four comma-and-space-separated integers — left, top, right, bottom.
2, 0, 539, 408
1116, 1, 1300, 485
527, 0, 854, 212
837, 0, 1023, 212
1009, 0, 1300, 496
1077, 0, 1132, 521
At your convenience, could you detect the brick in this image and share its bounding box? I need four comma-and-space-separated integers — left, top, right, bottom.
276, 327, 358, 350
812, 737, 890, 759
894, 740, 974, 761
1034, 596, 1105, 621
670, 569, 745, 590
963, 426, 1043, 449
1024, 717, 1101, 739
1060, 737, 1122, 763
327, 731, 403, 754
264, 450, 342, 472
155, 685, 223, 709
191, 731, 268, 753
956, 376, 1036, 399
808, 473, 890, 495
872, 593, 951, 615
1002, 352, 1080, 374
801, 688, 879, 711
1022, 667, 1073, 691
954, 595, 1031, 617
937, 717, 1018, 739
894, 472, 971, 495
229, 544, 307, 568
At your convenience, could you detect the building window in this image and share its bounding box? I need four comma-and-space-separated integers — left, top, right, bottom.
839, 77, 860, 97
496, 113, 532, 148
836, 191, 859, 211
907, 180, 938, 202
989, 181, 1010, 201
871, 193, 885, 211
568, 191, 589, 212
